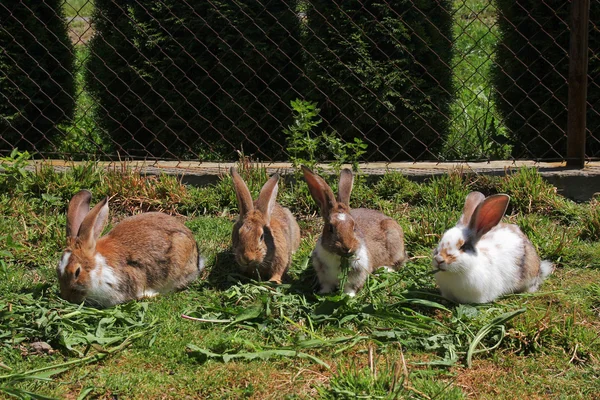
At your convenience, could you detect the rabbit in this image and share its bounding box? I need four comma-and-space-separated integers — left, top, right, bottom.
57, 190, 204, 308
230, 167, 301, 283
302, 166, 407, 296
432, 191, 554, 304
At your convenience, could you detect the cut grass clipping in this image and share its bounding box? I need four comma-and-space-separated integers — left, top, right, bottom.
1, 293, 156, 399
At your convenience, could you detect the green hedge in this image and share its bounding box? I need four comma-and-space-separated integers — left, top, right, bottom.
304, 0, 454, 160
0, 0, 75, 152
86, 0, 303, 160
493, 0, 600, 158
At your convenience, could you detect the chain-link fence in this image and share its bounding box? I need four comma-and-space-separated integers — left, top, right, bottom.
0, 0, 598, 164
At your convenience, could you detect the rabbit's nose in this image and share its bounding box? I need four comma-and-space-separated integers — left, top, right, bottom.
434, 254, 445, 265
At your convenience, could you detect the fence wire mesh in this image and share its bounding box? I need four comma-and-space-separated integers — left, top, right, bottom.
0, 0, 598, 163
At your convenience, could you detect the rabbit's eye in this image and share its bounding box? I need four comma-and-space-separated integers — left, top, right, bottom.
74, 266, 81, 279
259, 233, 264, 242
460, 242, 473, 252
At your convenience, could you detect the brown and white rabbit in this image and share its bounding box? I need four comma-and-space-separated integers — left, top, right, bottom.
230, 168, 301, 283
57, 190, 203, 307
433, 191, 553, 304
302, 166, 407, 296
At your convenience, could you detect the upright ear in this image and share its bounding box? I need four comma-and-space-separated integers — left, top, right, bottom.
468, 194, 510, 243
459, 191, 485, 226
301, 165, 336, 217
77, 196, 109, 251
231, 167, 254, 217
337, 168, 354, 206
67, 190, 92, 239
256, 173, 279, 224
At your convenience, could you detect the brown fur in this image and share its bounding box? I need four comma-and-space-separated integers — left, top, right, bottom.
521, 241, 542, 283
58, 191, 200, 306
439, 247, 457, 265
231, 168, 300, 283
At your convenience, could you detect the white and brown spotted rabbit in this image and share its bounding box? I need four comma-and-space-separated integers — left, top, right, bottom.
231, 168, 301, 283
432, 191, 553, 303
57, 190, 203, 307
302, 166, 407, 296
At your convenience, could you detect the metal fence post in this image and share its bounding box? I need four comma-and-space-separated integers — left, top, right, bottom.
566, 0, 591, 168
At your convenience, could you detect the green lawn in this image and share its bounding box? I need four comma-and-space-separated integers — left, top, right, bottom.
445, 0, 511, 160
63, 0, 94, 18
1, 157, 599, 399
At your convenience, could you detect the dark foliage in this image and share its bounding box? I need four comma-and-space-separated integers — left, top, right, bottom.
86, 0, 303, 160
304, 0, 454, 161
0, 0, 75, 152
493, 0, 600, 158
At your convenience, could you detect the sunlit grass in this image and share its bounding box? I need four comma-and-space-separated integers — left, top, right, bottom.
444, 0, 511, 160
1, 157, 598, 398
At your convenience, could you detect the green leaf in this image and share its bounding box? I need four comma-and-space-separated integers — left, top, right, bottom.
187, 345, 330, 369
76, 387, 94, 400
466, 308, 526, 368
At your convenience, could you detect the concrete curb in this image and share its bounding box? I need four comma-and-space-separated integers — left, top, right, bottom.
22, 160, 600, 201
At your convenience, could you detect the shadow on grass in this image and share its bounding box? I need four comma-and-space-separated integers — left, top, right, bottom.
205, 250, 249, 290
19, 282, 55, 298
287, 261, 319, 299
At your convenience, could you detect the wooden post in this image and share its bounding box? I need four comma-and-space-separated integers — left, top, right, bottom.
566, 0, 590, 168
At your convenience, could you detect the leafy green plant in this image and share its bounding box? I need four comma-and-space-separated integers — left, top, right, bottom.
0, 149, 33, 192
285, 99, 322, 171
284, 99, 367, 173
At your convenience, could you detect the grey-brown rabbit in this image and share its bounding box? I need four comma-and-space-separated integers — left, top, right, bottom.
302, 166, 406, 295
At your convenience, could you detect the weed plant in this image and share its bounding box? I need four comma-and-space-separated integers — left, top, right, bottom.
1, 155, 599, 398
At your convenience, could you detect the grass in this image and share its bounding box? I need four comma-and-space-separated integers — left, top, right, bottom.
444, 0, 511, 160
62, 0, 94, 18
1, 155, 599, 398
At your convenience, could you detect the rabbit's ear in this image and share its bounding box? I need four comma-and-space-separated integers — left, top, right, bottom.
67, 190, 92, 239
337, 168, 354, 206
459, 191, 485, 226
77, 196, 109, 251
256, 173, 279, 224
468, 194, 510, 243
302, 166, 336, 217
231, 167, 254, 217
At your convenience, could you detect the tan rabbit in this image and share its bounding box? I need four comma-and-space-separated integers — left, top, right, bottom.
57, 190, 203, 307
302, 166, 406, 296
231, 168, 301, 283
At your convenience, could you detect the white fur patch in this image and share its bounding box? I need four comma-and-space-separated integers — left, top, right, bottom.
87, 253, 123, 307
139, 289, 159, 298
313, 239, 370, 295
57, 251, 71, 276
335, 213, 347, 221
198, 255, 206, 272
